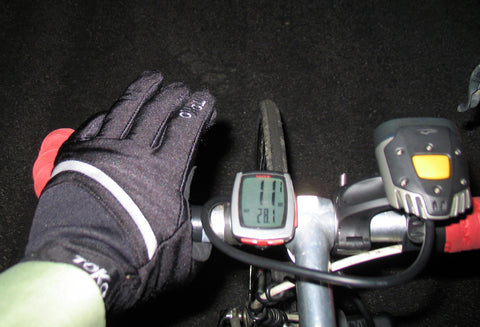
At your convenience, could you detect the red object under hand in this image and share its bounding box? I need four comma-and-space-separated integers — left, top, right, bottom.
32, 128, 75, 197
444, 197, 480, 253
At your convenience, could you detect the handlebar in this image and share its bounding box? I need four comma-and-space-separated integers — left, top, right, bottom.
189, 108, 478, 326
192, 197, 480, 254
192, 196, 480, 326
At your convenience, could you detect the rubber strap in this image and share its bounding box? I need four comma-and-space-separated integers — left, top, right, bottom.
32, 128, 75, 197
444, 197, 480, 253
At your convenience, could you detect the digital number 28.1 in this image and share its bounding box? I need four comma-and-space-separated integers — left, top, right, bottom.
257, 208, 275, 224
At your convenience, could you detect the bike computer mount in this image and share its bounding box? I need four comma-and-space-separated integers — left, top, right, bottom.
231, 172, 296, 246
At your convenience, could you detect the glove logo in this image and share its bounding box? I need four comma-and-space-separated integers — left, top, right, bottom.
73, 254, 111, 298
179, 95, 207, 118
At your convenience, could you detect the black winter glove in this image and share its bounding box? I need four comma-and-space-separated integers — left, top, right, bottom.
24, 71, 216, 311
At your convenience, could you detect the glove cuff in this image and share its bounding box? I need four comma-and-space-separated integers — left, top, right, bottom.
25, 179, 139, 310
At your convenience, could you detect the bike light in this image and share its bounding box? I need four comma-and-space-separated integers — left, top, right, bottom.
411, 154, 451, 180
374, 118, 471, 220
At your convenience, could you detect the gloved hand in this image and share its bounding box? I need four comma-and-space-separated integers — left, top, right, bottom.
24, 71, 216, 312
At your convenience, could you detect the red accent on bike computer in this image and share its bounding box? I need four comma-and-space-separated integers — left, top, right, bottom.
240, 238, 285, 246
255, 174, 272, 178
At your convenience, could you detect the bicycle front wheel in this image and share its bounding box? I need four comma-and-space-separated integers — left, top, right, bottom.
257, 100, 288, 173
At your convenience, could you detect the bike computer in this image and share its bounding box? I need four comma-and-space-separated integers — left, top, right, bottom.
231, 172, 296, 246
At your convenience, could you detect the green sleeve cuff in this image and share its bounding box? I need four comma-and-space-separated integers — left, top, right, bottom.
0, 261, 106, 327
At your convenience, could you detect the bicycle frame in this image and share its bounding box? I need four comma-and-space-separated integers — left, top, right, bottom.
192, 101, 475, 327
194, 197, 434, 326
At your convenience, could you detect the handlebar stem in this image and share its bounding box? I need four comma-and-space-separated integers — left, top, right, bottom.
286, 196, 337, 327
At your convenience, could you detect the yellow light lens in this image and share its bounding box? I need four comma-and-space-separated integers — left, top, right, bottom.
412, 154, 450, 180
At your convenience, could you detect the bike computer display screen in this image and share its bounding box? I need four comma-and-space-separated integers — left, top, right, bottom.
231, 172, 296, 246
239, 175, 286, 228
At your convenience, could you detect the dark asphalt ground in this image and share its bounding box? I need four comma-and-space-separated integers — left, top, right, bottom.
2, 1, 480, 326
